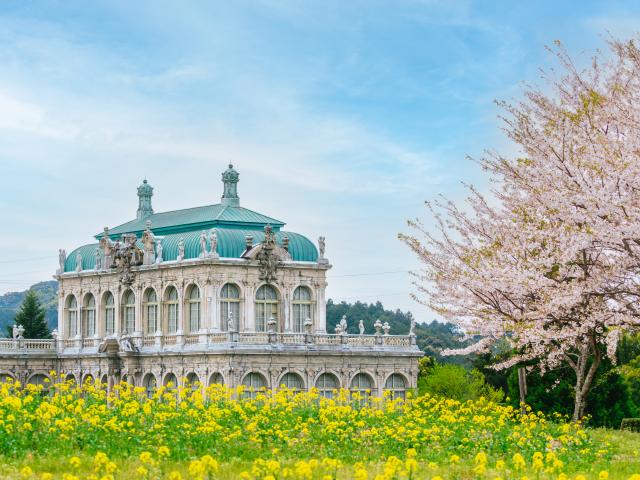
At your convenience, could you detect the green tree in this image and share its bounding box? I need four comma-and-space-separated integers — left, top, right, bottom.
12, 290, 50, 339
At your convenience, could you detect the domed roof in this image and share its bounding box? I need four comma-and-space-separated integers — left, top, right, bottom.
62, 166, 320, 273
64, 228, 317, 272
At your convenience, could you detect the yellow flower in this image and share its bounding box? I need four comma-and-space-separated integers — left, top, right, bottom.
167, 472, 182, 480
432, 476, 444, 480
20, 466, 33, 478
450, 454, 460, 464
628, 475, 640, 480
40, 474, 53, 480
69, 456, 81, 468
599, 472, 609, 480
158, 445, 170, 457
575, 475, 587, 480
136, 466, 148, 478
495, 460, 506, 471
139, 451, 153, 464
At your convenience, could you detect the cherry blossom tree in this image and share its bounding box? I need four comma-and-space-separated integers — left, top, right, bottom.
400, 39, 640, 421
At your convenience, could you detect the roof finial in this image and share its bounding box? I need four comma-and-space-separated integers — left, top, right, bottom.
221, 164, 240, 207
137, 179, 154, 220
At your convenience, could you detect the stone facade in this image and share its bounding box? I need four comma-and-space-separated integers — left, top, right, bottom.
0, 166, 421, 397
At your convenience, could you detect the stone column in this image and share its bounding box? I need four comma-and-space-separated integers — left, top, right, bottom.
211, 282, 220, 332
283, 285, 292, 333
114, 289, 121, 337
316, 281, 327, 333
135, 286, 143, 334
58, 291, 65, 340
244, 284, 255, 332
176, 287, 185, 346
95, 292, 102, 340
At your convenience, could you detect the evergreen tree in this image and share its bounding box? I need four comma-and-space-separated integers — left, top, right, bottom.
13, 290, 50, 339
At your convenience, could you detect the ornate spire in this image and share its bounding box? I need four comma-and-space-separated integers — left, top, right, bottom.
136, 179, 154, 220
221, 164, 240, 207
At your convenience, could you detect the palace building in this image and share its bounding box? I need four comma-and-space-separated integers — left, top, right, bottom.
0, 165, 421, 398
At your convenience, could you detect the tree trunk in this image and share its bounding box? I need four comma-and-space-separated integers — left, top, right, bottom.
570, 340, 601, 423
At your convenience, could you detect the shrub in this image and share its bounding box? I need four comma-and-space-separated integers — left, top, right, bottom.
418, 363, 504, 403
621, 418, 640, 432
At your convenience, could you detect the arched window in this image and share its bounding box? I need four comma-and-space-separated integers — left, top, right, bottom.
255, 285, 278, 332
187, 285, 201, 333
220, 283, 240, 331
66, 296, 78, 337
242, 372, 267, 399
292, 286, 312, 333
144, 289, 158, 333
350, 373, 374, 404
384, 374, 407, 400
83, 294, 96, 337
186, 372, 199, 391
143, 373, 157, 398
164, 287, 178, 333
104, 292, 115, 335
122, 290, 135, 334
28, 374, 50, 395
100, 375, 108, 388
278, 372, 304, 392
163, 373, 178, 389
0, 373, 14, 384
209, 372, 224, 386
315, 373, 339, 399
83, 374, 94, 386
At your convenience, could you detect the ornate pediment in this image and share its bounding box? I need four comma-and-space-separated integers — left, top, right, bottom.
241, 225, 290, 283
112, 234, 143, 286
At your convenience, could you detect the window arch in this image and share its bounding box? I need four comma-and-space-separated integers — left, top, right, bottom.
164, 286, 178, 333
28, 374, 50, 395
255, 285, 278, 332
66, 295, 78, 337
144, 289, 158, 334
278, 372, 304, 392
83, 374, 94, 386
220, 283, 240, 331
103, 292, 115, 336
187, 285, 201, 333
384, 374, 407, 400
163, 373, 178, 389
292, 286, 312, 333
209, 372, 224, 386
350, 373, 374, 404
186, 372, 200, 391
83, 294, 96, 337
315, 372, 340, 398
0, 373, 14, 384
142, 373, 157, 398
241, 372, 268, 399
122, 290, 135, 334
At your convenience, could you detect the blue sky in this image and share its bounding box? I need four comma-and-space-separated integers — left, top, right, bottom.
1, 1, 639, 323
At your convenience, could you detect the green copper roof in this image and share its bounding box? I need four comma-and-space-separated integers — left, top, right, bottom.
65, 228, 318, 272
99, 204, 285, 238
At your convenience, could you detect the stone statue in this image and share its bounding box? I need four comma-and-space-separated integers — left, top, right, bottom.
318, 236, 326, 258
142, 221, 156, 265
12, 324, 18, 339
334, 324, 342, 334
177, 237, 185, 262
409, 317, 416, 336
199, 231, 207, 258
339, 315, 348, 335
155, 239, 163, 264
209, 229, 219, 258
359, 319, 365, 335
95, 248, 102, 270
58, 249, 66, 273
382, 321, 391, 336
99, 227, 114, 269
227, 311, 234, 332
75, 252, 83, 272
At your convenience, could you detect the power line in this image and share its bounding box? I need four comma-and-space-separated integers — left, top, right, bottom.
328, 270, 410, 278
0, 255, 52, 264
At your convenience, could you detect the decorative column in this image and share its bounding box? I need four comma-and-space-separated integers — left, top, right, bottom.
132, 285, 143, 348
57, 291, 65, 342
94, 292, 102, 347
176, 287, 185, 346
74, 292, 82, 348
316, 281, 327, 333
244, 284, 255, 332
283, 285, 292, 333
210, 282, 220, 332
114, 289, 121, 337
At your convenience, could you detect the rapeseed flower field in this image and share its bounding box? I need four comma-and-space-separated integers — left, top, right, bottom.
0, 375, 638, 479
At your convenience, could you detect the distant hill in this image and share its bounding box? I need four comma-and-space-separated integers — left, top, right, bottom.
0, 281, 58, 336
